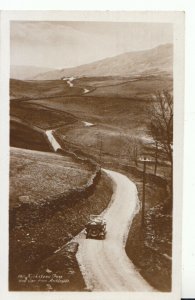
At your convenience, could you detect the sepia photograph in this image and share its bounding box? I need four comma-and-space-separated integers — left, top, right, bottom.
0, 10, 184, 299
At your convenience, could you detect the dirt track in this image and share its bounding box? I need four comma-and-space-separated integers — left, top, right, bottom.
75, 169, 155, 291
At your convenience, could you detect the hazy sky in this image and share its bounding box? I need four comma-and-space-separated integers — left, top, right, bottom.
10, 21, 173, 69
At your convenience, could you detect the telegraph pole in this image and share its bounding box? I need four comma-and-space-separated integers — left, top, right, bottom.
139, 156, 152, 228
139, 156, 153, 228
99, 134, 103, 170
154, 140, 158, 175
142, 157, 146, 227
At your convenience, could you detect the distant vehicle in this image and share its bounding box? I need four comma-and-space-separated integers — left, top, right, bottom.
85, 215, 106, 239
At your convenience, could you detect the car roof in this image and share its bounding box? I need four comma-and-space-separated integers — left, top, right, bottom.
89, 214, 104, 221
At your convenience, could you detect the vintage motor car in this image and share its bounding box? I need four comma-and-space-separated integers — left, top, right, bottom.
85, 215, 106, 239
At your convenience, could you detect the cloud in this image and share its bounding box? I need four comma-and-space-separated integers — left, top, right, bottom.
10, 21, 173, 69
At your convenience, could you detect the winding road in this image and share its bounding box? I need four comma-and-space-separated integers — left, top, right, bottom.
75, 169, 154, 291
46, 129, 154, 291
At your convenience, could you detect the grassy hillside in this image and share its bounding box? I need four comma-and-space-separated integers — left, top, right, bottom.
10, 120, 51, 151
74, 76, 130, 88
10, 75, 172, 101
11, 101, 77, 130
56, 123, 136, 156
10, 147, 92, 209
9, 147, 113, 291
10, 79, 83, 100
10, 75, 172, 137
10, 75, 172, 176
85, 76, 172, 98
30, 96, 150, 137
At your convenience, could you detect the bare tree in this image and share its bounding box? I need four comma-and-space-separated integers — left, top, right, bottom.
148, 90, 173, 173
127, 136, 143, 167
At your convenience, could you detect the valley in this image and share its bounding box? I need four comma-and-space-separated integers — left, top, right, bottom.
9, 43, 173, 292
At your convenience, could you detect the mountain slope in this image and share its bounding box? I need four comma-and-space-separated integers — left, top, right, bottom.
34, 44, 173, 80
10, 65, 57, 80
